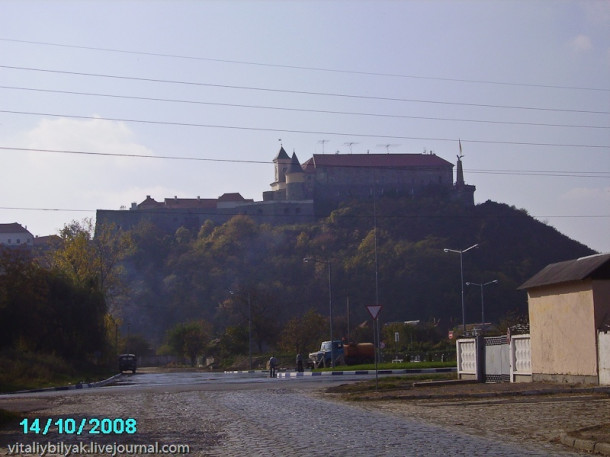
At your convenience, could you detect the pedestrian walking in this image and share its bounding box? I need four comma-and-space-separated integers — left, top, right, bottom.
269, 355, 278, 378
296, 353, 304, 372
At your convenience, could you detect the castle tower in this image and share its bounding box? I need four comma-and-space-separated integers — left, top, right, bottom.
285, 152, 306, 200
453, 141, 475, 206
270, 146, 291, 199
456, 154, 465, 188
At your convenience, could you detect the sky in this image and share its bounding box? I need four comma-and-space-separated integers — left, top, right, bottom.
0, 0, 609, 252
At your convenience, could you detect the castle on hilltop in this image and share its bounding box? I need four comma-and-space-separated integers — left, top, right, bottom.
96, 147, 475, 233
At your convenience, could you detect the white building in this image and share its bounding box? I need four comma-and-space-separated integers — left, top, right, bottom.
0, 223, 34, 248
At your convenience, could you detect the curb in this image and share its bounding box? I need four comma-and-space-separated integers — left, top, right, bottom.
223, 370, 269, 374
276, 367, 456, 378
366, 385, 610, 402
560, 433, 610, 456
9, 373, 123, 395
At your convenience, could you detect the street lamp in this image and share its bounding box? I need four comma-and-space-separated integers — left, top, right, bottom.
443, 243, 478, 333
229, 289, 252, 371
466, 280, 498, 324
303, 257, 334, 367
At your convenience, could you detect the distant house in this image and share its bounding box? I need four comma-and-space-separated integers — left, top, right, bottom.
519, 253, 610, 384
0, 223, 34, 249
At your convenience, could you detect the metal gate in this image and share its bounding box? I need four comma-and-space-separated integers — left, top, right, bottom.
484, 335, 510, 383
457, 334, 531, 383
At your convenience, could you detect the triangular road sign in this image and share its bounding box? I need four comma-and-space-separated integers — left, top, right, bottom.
366, 305, 382, 320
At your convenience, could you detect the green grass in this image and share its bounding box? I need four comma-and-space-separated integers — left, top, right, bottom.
0, 408, 22, 430
314, 360, 456, 372
326, 373, 456, 394
0, 350, 114, 393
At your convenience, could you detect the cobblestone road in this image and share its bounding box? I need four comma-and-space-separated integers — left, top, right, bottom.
0, 381, 584, 456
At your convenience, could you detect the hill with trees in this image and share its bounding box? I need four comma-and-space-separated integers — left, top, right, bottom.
113, 195, 594, 358
2, 194, 595, 378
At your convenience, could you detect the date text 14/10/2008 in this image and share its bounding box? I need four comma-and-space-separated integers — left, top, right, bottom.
19, 418, 137, 435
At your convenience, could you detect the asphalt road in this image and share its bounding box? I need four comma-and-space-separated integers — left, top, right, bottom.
0, 371, 584, 456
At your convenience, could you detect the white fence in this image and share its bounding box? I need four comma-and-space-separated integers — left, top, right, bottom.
510, 334, 532, 382
456, 334, 531, 383
456, 338, 478, 380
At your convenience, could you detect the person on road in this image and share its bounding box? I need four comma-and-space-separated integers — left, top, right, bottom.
269, 355, 278, 378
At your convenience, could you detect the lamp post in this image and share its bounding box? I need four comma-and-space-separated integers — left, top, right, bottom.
304, 257, 334, 367
229, 289, 252, 371
443, 243, 478, 333
466, 280, 498, 324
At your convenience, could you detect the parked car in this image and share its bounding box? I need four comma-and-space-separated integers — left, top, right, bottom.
118, 353, 137, 373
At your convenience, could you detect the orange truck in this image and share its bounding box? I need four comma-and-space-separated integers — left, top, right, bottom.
308, 341, 375, 368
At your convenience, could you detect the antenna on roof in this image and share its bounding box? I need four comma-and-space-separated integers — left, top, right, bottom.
318, 139, 329, 154
344, 142, 358, 154
377, 144, 400, 153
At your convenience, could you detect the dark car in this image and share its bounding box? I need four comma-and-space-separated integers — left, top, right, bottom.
118, 354, 137, 373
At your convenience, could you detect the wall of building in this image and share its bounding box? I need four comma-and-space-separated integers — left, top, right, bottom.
308, 165, 453, 209
528, 280, 599, 383
0, 231, 34, 247
593, 280, 610, 329
97, 200, 315, 234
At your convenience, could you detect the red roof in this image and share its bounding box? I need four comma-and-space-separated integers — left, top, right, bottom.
218, 192, 250, 202
0, 223, 31, 234
302, 153, 453, 170
164, 198, 217, 209
137, 193, 252, 210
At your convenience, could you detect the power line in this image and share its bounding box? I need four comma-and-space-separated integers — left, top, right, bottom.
466, 169, 610, 178
1, 205, 608, 220
0, 206, 93, 213
2, 84, 608, 130
1, 37, 608, 92
2, 146, 609, 179
2, 111, 608, 149
2, 64, 608, 115
0, 146, 270, 164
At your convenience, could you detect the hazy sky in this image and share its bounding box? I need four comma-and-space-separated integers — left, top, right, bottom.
1, 0, 608, 252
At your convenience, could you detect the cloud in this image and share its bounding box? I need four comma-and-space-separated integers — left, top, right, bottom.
22, 116, 153, 170
7, 116, 161, 212
569, 34, 593, 53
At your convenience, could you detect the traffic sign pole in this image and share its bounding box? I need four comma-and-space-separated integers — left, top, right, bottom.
366, 305, 383, 390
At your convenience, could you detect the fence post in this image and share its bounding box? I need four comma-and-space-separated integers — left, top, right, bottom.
476, 335, 485, 383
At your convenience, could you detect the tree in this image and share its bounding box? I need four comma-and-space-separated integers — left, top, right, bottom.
53, 218, 133, 311
165, 320, 212, 366
277, 309, 327, 354
0, 247, 108, 361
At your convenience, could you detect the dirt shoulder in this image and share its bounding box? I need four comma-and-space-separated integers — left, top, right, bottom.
328, 381, 610, 455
